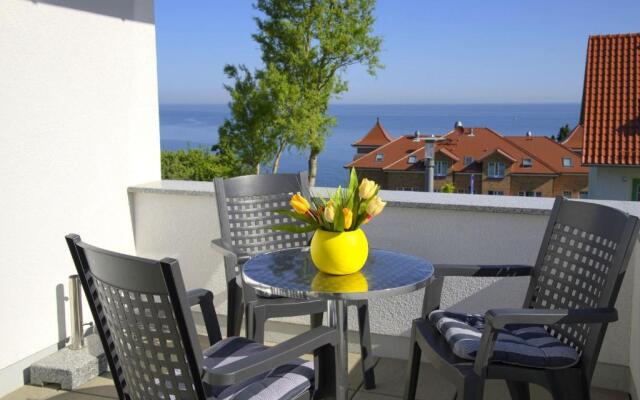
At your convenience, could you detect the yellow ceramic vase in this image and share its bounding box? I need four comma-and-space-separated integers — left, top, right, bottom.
310, 228, 369, 275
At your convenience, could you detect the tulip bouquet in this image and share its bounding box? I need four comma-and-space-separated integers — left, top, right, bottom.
275, 168, 386, 233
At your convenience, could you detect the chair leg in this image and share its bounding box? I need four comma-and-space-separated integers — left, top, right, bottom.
356, 301, 376, 389
245, 303, 255, 340
506, 381, 530, 400
457, 375, 484, 400
252, 307, 267, 344
402, 322, 421, 400
227, 280, 243, 337
311, 312, 324, 328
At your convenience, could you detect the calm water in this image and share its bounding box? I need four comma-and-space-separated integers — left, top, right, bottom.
160, 103, 580, 187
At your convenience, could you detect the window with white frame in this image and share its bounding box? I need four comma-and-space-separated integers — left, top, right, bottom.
375, 153, 384, 162
407, 155, 417, 164
487, 161, 506, 178
463, 156, 474, 166
563, 191, 572, 198
522, 158, 533, 168
434, 160, 449, 177
562, 157, 573, 167
488, 190, 504, 195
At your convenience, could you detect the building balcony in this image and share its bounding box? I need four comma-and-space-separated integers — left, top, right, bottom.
5, 181, 637, 400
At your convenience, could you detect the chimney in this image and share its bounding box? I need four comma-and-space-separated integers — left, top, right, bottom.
413, 130, 421, 142
526, 131, 533, 139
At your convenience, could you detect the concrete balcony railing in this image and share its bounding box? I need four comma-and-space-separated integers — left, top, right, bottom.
128, 180, 640, 396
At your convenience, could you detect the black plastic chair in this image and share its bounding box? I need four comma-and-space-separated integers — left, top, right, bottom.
404, 197, 639, 400
66, 233, 338, 400
213, 172, 376, 389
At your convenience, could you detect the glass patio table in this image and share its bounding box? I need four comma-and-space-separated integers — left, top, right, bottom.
242, 247, 434, 400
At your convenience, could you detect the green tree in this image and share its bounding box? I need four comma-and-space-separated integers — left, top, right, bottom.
214, 65, 279, 174
553, 123, 571, 143
253, 0, 383, 185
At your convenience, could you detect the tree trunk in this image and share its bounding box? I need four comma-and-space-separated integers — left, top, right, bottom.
308, 147, 319, 187
255, 163, 261, 175
272, 141, 286, 174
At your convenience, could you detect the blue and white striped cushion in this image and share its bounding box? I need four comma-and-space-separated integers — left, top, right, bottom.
203, 336, 314, 400
429, 310, 580, 369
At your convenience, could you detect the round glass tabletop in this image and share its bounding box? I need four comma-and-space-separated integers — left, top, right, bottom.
242, 248, 434, 300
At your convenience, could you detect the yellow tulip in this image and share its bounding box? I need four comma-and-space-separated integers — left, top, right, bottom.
366, 196, 386, 218
342, 208, 353, 230
358, 178, 378, 200
323, 200, 335, 223
290, 193, 310, 214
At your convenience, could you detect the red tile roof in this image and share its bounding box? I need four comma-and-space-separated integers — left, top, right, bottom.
346, 127, 584, 175
562, 124, 584, 152
506, 136, 588, 174
581, 33, 640, 165
352, 118, 394, 147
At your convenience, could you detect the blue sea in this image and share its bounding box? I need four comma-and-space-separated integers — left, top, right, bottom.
160, 103, 580, 187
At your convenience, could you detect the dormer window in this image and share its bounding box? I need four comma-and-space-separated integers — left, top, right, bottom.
522, 158, 533, 168
562, 157, 573, 167
463, 156, 474, 166
407, 155, 417, 164
375, 153, 384, 162
487, 161, 506, 178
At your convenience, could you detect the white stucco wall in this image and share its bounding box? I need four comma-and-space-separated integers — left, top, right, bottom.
589, 166, 640, 201
0, 0, 160, 395
129, 182, 640, 393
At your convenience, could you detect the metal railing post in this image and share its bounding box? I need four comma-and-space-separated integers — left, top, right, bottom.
68, 275, 84, 350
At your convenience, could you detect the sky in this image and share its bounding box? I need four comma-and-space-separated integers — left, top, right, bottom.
155, 0, 640, 105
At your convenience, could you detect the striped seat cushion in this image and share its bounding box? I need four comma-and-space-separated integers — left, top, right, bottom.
203, 336, 314, 400
429, 310, 580, 369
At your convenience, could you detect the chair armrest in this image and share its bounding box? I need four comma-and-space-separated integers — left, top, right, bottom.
485, 307, 618, 329
186, 289, 222, 346
434, 264, 534, 278
473, 307, 617, 376
202, 326, 337, 387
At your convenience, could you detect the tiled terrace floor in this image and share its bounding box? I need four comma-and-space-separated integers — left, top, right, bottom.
2, 356, 629, 400
2, 337, 629, 400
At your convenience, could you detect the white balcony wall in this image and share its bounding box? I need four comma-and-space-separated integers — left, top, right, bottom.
0, 1, 160, 395
130, 181, 640, 395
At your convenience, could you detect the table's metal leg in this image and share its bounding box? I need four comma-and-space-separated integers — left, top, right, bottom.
328, 299, 349, 400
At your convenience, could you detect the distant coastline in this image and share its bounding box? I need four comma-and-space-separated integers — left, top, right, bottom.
160, 103, 581, 186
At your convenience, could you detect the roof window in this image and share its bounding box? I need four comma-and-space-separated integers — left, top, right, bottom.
375, 153, 384, 162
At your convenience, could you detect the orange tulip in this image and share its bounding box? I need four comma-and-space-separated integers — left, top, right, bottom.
290, 193, 311, 214
342, 208, 353, 229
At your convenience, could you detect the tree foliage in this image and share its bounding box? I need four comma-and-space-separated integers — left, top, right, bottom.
161, 147, 244, 181
214, 65, 279, 174
551, 123, 571, 142
211, 0, 382, 182
252, 0, 383, 185
441, 182, 456, 193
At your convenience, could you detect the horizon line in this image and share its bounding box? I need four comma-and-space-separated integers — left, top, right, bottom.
159, 101, 582, 107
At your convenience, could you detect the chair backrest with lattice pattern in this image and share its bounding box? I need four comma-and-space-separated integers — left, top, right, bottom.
214, 173, 312, 264
524, 197, 638, 375
66, 234, 208, 400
